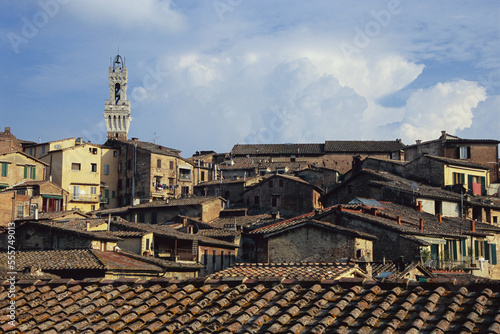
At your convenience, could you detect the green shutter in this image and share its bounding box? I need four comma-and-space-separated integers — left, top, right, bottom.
453, 172, 457, 185
474, 240, 479, 258
1, 163, 7, 177
461, 239, 467, 256
468, 175, 474, 194
491, 244, 497, 265
484, 241, 490, 261
453, 240, 458, 260
24, 166, 28, 178
480, 176, 486, 196
32, 167, 36, 179
460, 173, 465, 184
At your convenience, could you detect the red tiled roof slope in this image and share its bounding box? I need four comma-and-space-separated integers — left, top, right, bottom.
1, 277, 499, 333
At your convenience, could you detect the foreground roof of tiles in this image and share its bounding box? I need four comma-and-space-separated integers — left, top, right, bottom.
2, 276, 500, 333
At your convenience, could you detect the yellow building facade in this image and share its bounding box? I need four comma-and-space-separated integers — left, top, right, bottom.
41, 143, 103, 212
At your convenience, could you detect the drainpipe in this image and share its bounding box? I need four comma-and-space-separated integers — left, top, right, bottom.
132, 143, 136, 204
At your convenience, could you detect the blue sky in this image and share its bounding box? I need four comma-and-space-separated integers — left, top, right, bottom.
1, 1, 499, 156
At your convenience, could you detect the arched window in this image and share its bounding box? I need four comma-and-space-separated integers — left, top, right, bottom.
115, 83, 121, 105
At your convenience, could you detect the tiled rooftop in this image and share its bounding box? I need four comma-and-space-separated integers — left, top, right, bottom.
209, 262, 369, 280
2, 276, 500, 333
231, 143, 325, 155
324, 140, 405, 152
96, 196, 224, 214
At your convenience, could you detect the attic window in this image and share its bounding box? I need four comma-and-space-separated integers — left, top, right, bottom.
459, 146, 471, 159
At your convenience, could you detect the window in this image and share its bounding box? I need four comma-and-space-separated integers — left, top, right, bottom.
169, 178, 174, 186
151, 212, 157, 224
118, 163, 122, 172
138, 212, 145, 223
90, 147, 98, 154
90, 187, 97, 195
41, 145, 46, 155
1, 163, 8, 177
271, 196, 279, 207
113, 150, 118, 157
16, 205, 24, 218
56, 237, 65, 249
453, 172, 465, 185
201, 171, 205, 181
179, 168, 191, 180
103, 164, 110, 175
73, 186, 80, 199
104, 189, 110, 204
146, 238, 150, 251
221, 251, 225, 270
254, 195, 260, 205
157, 159, 162, 168
112, 190, 116, 198
170, 161, 174, 170
24, 166, 36, 179
213, 250, 217, 270
91, 163, 98, 172
459, 146, 470, 159
204, 249, 208, 269
71, 163, 81, 171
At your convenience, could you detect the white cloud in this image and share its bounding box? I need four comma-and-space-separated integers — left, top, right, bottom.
394, 80, 487, 143
65, 0, 185, 32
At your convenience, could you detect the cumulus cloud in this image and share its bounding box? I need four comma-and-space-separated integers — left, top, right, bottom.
393, 80, 487, 143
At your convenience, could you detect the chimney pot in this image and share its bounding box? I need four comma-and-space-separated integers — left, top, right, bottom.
4, 127, 10, 134
417, 201, 423, 212
438, 214, 442, 222
397, 216, 401, 225
471, 220, 476, 233
419, 218, 424, 231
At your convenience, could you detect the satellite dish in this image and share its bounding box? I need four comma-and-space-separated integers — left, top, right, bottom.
411, 182, 419, 192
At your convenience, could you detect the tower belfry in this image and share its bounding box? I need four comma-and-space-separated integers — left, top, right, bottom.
104, 54, 131, 141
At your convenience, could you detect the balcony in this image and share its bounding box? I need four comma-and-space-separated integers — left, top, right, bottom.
71, 194, 100, 203
100, 195, 109, 204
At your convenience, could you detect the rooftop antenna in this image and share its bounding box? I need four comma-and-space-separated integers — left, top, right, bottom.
152, 132, 159, 144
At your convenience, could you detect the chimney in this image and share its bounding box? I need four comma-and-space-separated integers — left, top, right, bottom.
132, 137, 138, 141
438, 214, 442, 222
419, 218, 424, 231
86, 221, 90, 231
417, 201, 423, 212
471, 220, 476, 233
416, 139, 422, 144
372, 208, 378, 217
4, 127, 10, 134
397, 216, 401, 225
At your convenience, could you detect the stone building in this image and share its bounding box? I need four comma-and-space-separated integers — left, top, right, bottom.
230, 140, 405, 175
0, 150, 47, 191
0, 127, 23, 153
241, 174, 323, 217
246, 217, 376, 263
105, 139, 195, 205
404, 131, 500, 182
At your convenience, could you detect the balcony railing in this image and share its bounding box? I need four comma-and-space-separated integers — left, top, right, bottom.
71, 194, 100, 203
422, 256, 477, 271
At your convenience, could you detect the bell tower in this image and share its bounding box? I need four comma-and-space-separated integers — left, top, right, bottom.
104, 54, 131, 141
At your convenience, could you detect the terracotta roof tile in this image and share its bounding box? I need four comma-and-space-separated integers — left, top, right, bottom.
3, 277, 500, 333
